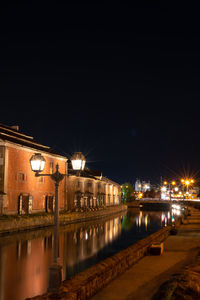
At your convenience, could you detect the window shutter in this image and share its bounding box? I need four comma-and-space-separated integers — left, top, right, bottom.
18, 194, 23, 214
28, 195, 33, 213
53, 196, 55, 212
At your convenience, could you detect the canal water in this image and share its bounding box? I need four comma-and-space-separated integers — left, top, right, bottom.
0, 208, 172, 300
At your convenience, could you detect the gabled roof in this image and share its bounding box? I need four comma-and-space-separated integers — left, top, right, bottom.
0, 123, 66, 158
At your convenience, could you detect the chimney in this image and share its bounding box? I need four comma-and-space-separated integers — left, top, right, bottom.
11, 125, 19, 131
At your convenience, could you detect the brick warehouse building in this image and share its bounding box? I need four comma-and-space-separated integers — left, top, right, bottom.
0, 123, 67, 215
0, 123, 121, 215
67, 165, 121, 211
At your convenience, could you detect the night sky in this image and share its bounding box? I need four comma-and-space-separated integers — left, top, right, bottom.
1, 3, 200, 185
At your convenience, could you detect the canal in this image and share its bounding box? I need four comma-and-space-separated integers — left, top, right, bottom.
0, 208, 174, 300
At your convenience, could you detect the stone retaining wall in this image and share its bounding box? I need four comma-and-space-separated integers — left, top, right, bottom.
28, 226, 170, 300
0, 205, 127, 235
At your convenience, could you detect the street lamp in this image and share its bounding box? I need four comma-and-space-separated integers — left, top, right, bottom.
30, 153, 65, 292
30, 153, 46, 172
30, 152, 86, 292
180, 178, 195, 215
71, 152, 86, 171
181, 178, 195, 197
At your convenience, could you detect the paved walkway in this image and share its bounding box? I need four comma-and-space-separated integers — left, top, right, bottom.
91, 208, 200, 300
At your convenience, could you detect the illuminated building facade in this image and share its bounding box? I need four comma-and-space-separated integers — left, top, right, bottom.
0, 123, 121, 215
66, 164, 121, 210
0, 123, 67, 215
135, 179, 150, 192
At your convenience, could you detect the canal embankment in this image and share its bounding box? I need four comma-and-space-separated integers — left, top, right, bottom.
0, 204, 127, 235
151, 207, 200, 300
27, 223, 172, 300
90, 207, 200, 300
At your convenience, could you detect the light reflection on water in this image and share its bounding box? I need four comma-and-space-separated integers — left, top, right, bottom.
0, 209, 171, 300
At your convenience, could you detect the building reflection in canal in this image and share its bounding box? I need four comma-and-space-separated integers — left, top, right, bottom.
62, 216, 122, 279
0, 215, 123, 300
0, 209, 178, 300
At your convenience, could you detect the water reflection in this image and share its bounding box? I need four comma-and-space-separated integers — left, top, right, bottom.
0, 208, 176, 300
62, 217, 122, 279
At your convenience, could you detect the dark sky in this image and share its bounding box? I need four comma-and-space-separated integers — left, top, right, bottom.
1, 2, 200, 185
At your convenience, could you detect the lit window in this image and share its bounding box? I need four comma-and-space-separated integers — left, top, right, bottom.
50, 161, 54, 174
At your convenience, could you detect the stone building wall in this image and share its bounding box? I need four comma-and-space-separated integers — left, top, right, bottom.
0, 146, 5, 192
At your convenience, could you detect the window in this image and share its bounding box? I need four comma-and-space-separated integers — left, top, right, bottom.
76, 181, 81, 188
50, 161, 54, 174
18, 173, 25, 181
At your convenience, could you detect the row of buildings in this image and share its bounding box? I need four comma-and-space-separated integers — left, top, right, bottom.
0, 123, 121, 215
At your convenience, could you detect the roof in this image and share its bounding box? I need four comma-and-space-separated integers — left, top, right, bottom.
68, 168, 100, 180
0, 123, 66, 158
68, 163, 120, 187
67, 160, 102, 179
101, 176, 121, 187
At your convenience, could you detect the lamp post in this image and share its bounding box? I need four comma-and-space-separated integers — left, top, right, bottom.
163, 180, 176, 225
71, 152, 86, 209
181, 178, 195, 214
30, 152, 86, 292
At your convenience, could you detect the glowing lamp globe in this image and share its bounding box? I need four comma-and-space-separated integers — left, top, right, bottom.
30, 153, 46, 172
71, 152, 86, 171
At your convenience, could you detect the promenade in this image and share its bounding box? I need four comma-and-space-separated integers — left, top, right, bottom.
91, 207, 200, 300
